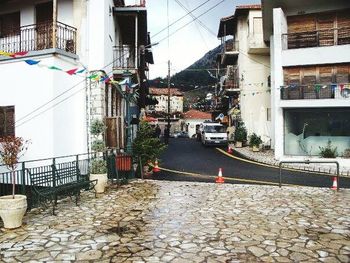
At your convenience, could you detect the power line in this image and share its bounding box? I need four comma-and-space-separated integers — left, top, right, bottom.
175, 0, 217, 37
155, 0, 226, 44
151, 0, 211, 39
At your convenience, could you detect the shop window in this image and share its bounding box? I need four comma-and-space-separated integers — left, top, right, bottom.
284, 108, 350, 156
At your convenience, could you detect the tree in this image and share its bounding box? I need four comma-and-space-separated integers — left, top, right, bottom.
0, 136, 30, 198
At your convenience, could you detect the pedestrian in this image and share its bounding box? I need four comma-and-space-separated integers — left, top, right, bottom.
164, 126, 169, 144
155, 124, 161, 138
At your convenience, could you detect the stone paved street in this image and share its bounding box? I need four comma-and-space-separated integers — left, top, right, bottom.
0, 180, 350, 262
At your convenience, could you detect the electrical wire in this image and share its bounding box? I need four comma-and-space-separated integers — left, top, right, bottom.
154, 0, 226, 44
151, 0, 211, 38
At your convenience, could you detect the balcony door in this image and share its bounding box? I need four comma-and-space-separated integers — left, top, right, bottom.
35, 1, 53, 50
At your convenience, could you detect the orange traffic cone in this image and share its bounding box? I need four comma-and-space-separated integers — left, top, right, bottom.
331, 177, 338, 190
153, 159, 160, 173
215, 168, 225, 183
227, 145, 233, 154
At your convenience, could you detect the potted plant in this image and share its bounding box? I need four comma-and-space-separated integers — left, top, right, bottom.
0, 136, 30, 229
319, 140, 337, 158
249, 133, 262, 152
234, 123, 247, 148
133, 121, 167, 176
89, 119, 108, 193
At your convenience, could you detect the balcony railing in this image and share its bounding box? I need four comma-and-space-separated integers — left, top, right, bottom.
0, 21, 77, 54
280, 84, 350, 100
224, 41, 239, 53
282, 27, 350, 50
113, 45, 136, 69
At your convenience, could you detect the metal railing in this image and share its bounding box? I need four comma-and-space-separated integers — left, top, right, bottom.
280, 84, 350, 100
282, 27, 350, 50
279, 160, 339, 190
113, 45, 136, 69
0, 21, 77, 54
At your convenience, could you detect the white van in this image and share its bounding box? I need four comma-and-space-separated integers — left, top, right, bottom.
200, 122, 227, 146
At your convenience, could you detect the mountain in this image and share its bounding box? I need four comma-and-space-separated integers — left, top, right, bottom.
149, 42, 225, 91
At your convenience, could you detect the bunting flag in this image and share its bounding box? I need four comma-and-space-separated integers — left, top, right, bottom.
48, 66, 62, 71
279, 83, 350, 91
66, 68, 78, 75
0, 50, 28, 57
25, 59, 40, 65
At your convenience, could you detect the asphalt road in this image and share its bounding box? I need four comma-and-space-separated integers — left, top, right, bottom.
148, 138, 350, 189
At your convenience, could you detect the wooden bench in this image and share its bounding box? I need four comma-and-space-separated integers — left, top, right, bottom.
28, 161, 97, 215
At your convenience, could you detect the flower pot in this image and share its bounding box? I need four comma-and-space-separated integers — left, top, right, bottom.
235, 141, 243, 148
0, 195, 27, 229
90, 173, 108, 193
143, 166, 153, 176
252, 145, 260, 152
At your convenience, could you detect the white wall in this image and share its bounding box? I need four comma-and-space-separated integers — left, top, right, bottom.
237, 10, 272, 143
0, 55, 86, 161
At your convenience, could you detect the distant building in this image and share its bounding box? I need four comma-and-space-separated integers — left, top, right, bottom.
147, 88, 184, 113
183, 110, 212, 138
262, 0, 350, 164
217, 5, 272, 145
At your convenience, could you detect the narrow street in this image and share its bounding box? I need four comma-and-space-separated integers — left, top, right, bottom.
149, 138, 350, 189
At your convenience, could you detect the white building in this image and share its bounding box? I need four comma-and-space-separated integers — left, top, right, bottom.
262, 0, 350, 165
217, 5, 272, 145
147, 88, 184, 113
183, 109, 212, 138
0, 0, 152, 160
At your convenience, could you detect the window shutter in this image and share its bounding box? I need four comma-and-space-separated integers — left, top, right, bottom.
319, 66, 333, 84
318, 14, 335, 46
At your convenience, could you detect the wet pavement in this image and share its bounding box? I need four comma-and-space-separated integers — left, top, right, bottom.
0, 180, 349, 262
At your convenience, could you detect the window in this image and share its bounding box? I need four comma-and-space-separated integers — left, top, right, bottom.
0, 12, 20, 38
0, 106, 15, 137
253, 17, 262, 34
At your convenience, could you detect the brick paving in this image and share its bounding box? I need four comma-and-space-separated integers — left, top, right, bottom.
0, 180, 349, 262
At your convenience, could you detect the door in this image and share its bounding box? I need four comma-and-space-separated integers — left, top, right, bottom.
36, 1, 53, 50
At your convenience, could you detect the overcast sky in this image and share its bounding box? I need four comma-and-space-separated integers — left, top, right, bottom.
146, 0, 260, 79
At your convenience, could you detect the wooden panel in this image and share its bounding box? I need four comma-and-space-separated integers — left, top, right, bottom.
336, 65, 349, 83
106, 117, 117, 148
0, 106, 14, 137
284, 67, 300, 85
318, 14, 335, 46
337, 10, 350, 45
288, 15, 316, 33
319, 66, 333, 84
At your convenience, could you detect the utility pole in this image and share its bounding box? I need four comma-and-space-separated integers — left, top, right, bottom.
166, 60, 171, 143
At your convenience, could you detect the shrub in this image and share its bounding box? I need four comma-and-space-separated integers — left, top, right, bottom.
234, 123, 247, 142
89, 118, 107, 174
90, 159, 107, 174
249, 133, 262, 147
319, 140, 337, 158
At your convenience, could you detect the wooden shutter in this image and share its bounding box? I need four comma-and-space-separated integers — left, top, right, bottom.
336, 65, 349, 83
318, 14, 335, 46
302, 67, 317, 85
337, 11, 350, 45
284, 67, 300, 85
106, 117, 117, 148
0, 106, 15, 137
319, 66, 333, 84
288, 15, 316, 33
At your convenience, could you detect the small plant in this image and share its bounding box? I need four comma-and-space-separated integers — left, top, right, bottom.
0, 136, 30, 198
89, 118, 107, 174
343, 149, 350, 158
319, 140, 337, 158
249, 133, 262, 147
90, 159, 107, 174
234, 123, 247, 142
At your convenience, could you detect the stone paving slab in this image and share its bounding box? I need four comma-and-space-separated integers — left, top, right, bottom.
0, 180, 350, 262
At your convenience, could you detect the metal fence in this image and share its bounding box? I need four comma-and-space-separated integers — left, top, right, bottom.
0, 21, 77, 54
0, 152, 134, 210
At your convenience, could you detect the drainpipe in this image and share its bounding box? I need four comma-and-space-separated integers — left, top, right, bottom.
52, 0, 57, 49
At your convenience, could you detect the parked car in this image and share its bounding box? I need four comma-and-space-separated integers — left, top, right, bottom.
173, 131, 189, 138
200, 122, 227, 146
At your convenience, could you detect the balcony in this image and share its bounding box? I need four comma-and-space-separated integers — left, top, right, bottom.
113, 45, 137, 75
280, 84, 350, 100
282, 27, 350, 50
221, 41, 239, 65
248, 33, 269, 54
0, 21, 77, 54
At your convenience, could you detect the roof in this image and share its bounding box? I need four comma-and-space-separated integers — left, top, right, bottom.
183, 110, 212, 120
149, 87, 183, 96
218, 4, 261, 37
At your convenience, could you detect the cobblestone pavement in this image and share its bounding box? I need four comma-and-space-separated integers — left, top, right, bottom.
1, 180, 350, 262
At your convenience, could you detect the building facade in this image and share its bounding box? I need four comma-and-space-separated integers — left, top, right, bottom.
217, 5, 272, 144
262, 0, 350, 164
147, 88, 184, 114
0, 0, 152, 160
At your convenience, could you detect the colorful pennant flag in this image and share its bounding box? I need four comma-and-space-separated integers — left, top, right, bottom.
66, 68, 78, 75
25, 59, 40, 65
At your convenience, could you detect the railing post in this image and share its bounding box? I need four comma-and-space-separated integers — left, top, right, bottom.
336, 161, 339, 191
76, 155, 79, 180
52, 158, 56, 189
21, 162, 26, 195
279, 162, 282, 188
